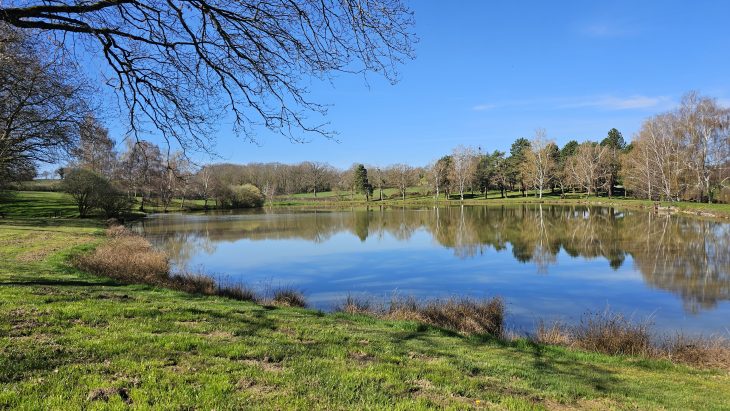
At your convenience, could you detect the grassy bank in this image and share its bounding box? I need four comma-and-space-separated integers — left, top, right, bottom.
1, 192, 730, 409
273, 190, 730, 219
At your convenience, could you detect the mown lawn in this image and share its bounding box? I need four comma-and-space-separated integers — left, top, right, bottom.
1, 194, 729, 409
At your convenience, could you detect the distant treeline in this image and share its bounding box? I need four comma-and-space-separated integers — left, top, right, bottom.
6, 93, 730, 208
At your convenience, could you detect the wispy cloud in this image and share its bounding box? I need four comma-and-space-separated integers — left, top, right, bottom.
560, 95, 670, 110
472, 104, 497, 111
471, 94, 671, 112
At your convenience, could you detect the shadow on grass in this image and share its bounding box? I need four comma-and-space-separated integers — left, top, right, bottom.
0, 279, 121, 287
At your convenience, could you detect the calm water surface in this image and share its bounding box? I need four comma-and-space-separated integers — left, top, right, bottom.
131, 205, 730, 335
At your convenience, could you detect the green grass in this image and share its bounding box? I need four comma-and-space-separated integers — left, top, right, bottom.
276, 188, 730, 218
9, 179, 62, 192
1, 192, 729, 409
0, 191, 80, 219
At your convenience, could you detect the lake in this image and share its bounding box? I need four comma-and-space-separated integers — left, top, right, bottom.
131, 204, 730, 336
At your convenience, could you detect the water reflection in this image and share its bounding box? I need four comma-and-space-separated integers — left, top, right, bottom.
133, 205, 730, 314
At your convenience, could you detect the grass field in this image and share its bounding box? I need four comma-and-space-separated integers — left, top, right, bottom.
1, 191, 730, 409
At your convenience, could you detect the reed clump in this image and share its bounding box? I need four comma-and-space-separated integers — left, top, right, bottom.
534, 311, 730, 369
73, 225, 294, 305
271, 288, 307, 308
335, 294, 504, 337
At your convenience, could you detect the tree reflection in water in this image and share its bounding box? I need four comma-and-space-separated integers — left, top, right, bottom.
133, 205, 730, 313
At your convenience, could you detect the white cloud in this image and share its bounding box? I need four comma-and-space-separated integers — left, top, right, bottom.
472, 104, 497, 111
471, 95, 670, 113
559, 95, 669, 110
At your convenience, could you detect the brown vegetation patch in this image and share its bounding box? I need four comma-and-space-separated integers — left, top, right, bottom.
337, 295, 505, 337
271, 288, 307, 308
86, 387, 132, 404
661, 335, 730, 370
348, 351, 376, 363
535, 311, 730, 370
239, 357, 284, 373
204, 330, 235, 339
73, 225, 271, 304
73, 229, 169, 284
236, 378, 278, 395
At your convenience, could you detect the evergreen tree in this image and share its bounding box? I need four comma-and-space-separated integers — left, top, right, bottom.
600, 128, 627, 197
352, 164, 373, 201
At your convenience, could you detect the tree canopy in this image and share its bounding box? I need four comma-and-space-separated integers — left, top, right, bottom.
0, 0, 416, 153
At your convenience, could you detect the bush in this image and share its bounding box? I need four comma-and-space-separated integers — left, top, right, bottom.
230, 184, 265, 208
61, 168, 130, 217
96, 188, 132, 218
217, 183, 265, 208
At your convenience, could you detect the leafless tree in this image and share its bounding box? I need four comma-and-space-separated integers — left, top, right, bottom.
71, 115, 117, 178
449, 145, 477, 200
385, 163, 414, 201
119, 139, 163, 210
675, 92, 730, 203
368, 166, 387, 201
0, 24, 90, 182
568, 142, 609, 196
428, 157, 450, 200
192, 165, 213, 208
523, 128, 555, 198
1, 0, 415, 153
301, 161, 335, 197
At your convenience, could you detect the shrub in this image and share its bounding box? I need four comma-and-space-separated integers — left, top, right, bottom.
217, 183, 265, 208
62, 168, 106, 217
61, 168, 130, 217
96, 188, 132, 218
230, 184, 265, 208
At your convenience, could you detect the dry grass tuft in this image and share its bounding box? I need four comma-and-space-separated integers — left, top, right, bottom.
271, 288, 307, 308
571, 311, 652, 356
535, 320, 571, 346
335, 294, 504, 337
216, 283, 259, 302
387, 296, 504, 337
74, 232, 169, 285
661, 334, 730, 369
335, 294, 373, 314
533, 311, 730, 370
73, 225, 268, 304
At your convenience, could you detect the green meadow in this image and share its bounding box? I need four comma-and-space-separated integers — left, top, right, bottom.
0, 191, 728, 409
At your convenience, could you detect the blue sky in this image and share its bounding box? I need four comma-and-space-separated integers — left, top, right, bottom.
111, 0, 730, 169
